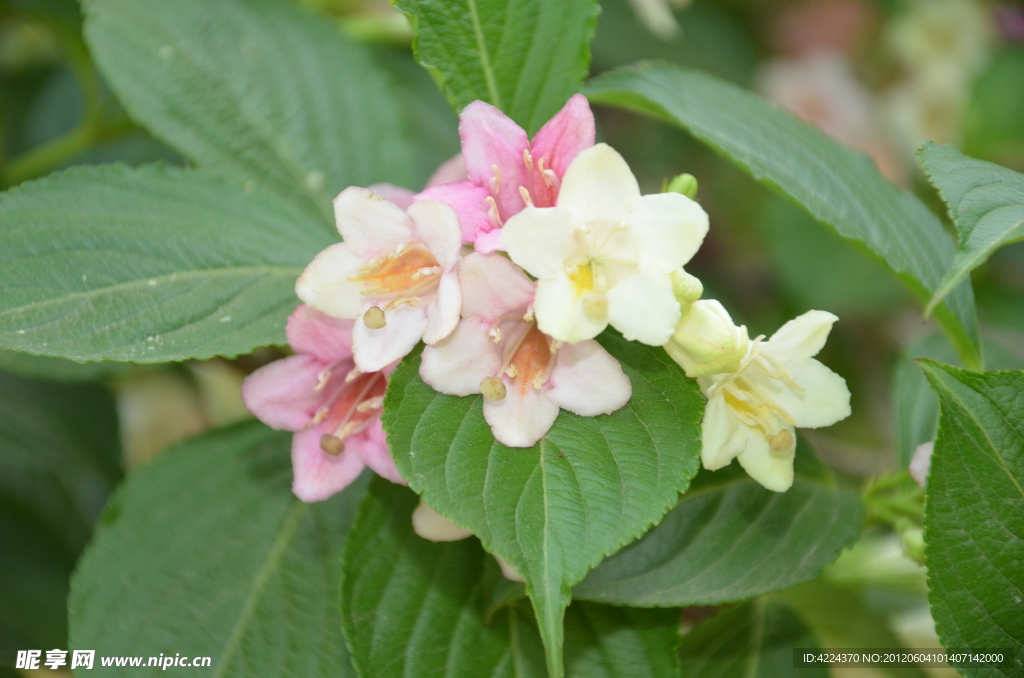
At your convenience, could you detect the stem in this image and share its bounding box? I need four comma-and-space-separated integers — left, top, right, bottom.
2, 118, 136, 187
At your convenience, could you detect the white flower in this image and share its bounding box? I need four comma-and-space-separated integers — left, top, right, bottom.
500, 143, 709, 346
295, 187, 462, 373
667, 301, 851, 492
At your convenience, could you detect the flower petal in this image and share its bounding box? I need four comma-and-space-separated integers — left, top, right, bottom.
749, 358, 851, 429
409, 199, 464, 270
606, 270, 681, 346
701, 393, 746, 470
291, 424, 366, 502
459, 253, 535, 320
295, 243, 365, 319
348, 421, 405, 485
423, 270, 462, 345
460, 100, 530, 219
412, 500, 474, 542
501, 206, 579, 279
627, 192, 709, 271
286, 305, 354, 363
483, 379, 559, 448
426, 154, 468, 187
736, 426, 795, 492
473, 227, 505, 254
333, 186, 415, 257
534, 274, 607, 344
556, 143, 640, 223
240, 354, 323, 431
352, 304, 428, 373
420, 317, 502, 396
764, 310, 839, 362
546, 340, 631, 416
415, 180, 491, 243
530, 93, 596, 178
367, 183, 415, 210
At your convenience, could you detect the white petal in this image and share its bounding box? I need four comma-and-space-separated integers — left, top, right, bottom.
909, 441, 934, 488
737, 426, 795, 492
546, 340, 631, 417
495, 555, 525, 582
500, 206, 579, 279
556, 143, 640, 224
352, 304, 428, 373
483, 379, 559, 448
459, 253, 535, 320
423, 270, 462, 345
412, 501, 473, 542
408, 199, 463, 270
764, 310, 838, 362
627, 192, 709, 271
701, 394, 746, 470
606, 271, 680, 346
420, 317, 501, 396
295, 243, 365, 318
533, 274, 607, 344
334, 186, 414, 258
748, 359, 851, 429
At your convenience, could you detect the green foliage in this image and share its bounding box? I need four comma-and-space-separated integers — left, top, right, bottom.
919, 361, 1024, 678
82, 0, 414, 226
0, 164, 332, 362
574, 446, 864, 606
584, 63, 982, 369
382, 334, 703, 677
393, 0, 600, 134
341, 478, 681, 678
69, 422, 366, 677
918, 143, 1024, 316
0, 351, 131, 382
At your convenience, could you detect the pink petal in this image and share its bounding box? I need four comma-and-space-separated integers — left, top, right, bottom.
423, 270, 462, 345
367, 183, 416, 210
909, 441, 934, 488
241, 355, 323, 431
286, 305, 354, 363
415, 181, 491, 243
426, 154, 468, 187
352, 303, 429, 373
546, 340, 632, 417
530, 94, 596, 178
473, 228, 505, 254
334, 186, 415, 258
483, 379, 560, 448
348, 421, 405, 485
459, 253, 535, 320
460, 100, 529, 220
291, 424, 366, 502
420, 317, 502, 396
408, 199, 463, 270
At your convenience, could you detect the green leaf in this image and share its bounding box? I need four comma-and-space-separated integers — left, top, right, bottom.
382, 334, 703, 677
574, 444, 863, 606
918, 143, 1024, 315
0, 164, 332, 362
918, 361, 1024, 678
393, 0, 600, 134
83, 0, 414, 226
341, 478, 681, 678
0, 350, 131, 382
678, 599, 828, 678
583, 63, 982, 369
69, 422, 365, 677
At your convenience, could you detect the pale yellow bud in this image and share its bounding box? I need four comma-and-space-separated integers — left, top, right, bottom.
669, 269, 703, 316
664, 299, 749, 377
666, 173, 699, 199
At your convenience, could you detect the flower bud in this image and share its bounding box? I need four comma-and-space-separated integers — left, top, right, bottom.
669, 269, 703, 317
666, 173, 699, 199
664, 300, 750, 377
412, 501, 473, 542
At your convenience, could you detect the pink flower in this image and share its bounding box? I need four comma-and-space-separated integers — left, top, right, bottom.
241, 305, 404, 502
415, 94, 595, 254
419, 253, 632, 447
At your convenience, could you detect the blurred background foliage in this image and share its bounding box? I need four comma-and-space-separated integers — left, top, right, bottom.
1, 0, 1022, 675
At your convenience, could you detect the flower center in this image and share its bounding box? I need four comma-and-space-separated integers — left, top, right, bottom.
353, 244, 441, 308
314, 371, 387, 454
487, 310, 558, 394
565, 221, 637, 300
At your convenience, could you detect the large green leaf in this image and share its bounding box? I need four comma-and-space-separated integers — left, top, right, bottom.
382, 334, 703, 677
918, 361, 1024, 678
341, 479, 681, 678
574, 444, 863, 606
678, 599, 828, 678
583, 63, 981, 369
83, 0, 414, 226
918, 143, 1024, 315
0, 164, 332, 362
69, 422, 365, 677
0, 350, 131, 382
394, 0, 600, 134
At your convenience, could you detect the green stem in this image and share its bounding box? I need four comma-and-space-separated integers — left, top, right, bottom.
2, 118, 135, 187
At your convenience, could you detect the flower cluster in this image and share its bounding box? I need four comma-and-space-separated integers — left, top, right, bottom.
241, 94, 851, 503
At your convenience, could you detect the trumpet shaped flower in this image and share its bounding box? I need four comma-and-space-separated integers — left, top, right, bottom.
296, 187, 463, 373
667, 301, 851, 491
416, 94, 595, 253
241, 305, 403, 502
501, 143, 709, 346
419, 253, 631, 448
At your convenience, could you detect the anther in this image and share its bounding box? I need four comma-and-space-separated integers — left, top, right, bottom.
768, 429, 794, 454
320, 434, 345, 456
519, 186, 534, 207
582, 293, 608, 322
363, 306, 386, 330
480, 376, 507, 401
523, 149, 534, 171
491, 165, 501, 193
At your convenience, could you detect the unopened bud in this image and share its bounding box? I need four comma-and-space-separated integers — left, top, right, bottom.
670, 269, 703, 316
363, 306, 386, 330
664, 300, 749, 377
582, 292, 608, 322
412, 501, 473, 542
319, 434, 345, 456
480, 376, 507, 401
666, 173, 698, 200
